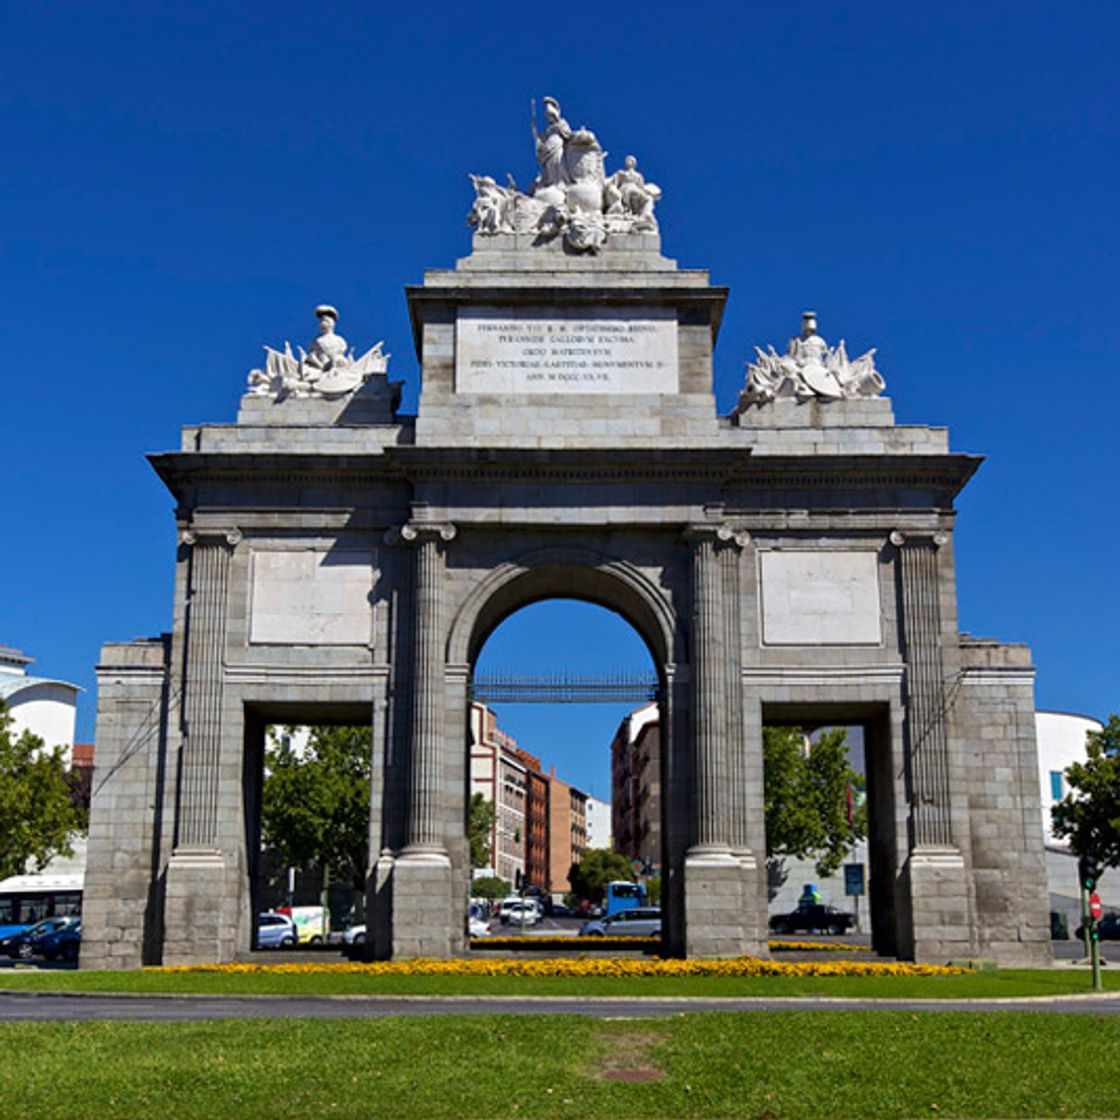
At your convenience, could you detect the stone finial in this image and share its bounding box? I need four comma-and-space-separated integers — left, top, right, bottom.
246, 305, 390, 402
734, 313, 887, 411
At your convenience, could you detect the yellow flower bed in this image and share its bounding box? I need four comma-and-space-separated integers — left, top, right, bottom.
476, 935, 657, 951
149, 957, 966, 978
473, 936, 870, 953
769, 939, 871, 953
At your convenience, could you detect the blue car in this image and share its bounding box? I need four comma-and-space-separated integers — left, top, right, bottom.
2, 916, 75, 961
40, 919, 81, 963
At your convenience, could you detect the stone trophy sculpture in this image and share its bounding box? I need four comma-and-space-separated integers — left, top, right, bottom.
246, 305, 390, 401
735, 312, 886, 410
467, 96, 662, 253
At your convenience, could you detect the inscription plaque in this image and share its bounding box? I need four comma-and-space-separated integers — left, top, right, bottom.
759, 550, 882, 646
456, 306, 678, 394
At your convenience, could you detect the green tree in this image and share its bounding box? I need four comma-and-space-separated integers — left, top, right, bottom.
469, 875, 509, 900
763, 726, 867, 893
569, 847, 635, 903
469, 792, 496, 869
261, 726, 371, 908
0, 700, 82, 879
1052, 715, 1120, 879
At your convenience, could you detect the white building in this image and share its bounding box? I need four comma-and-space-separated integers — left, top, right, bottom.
1035, 710, 1103, 847
0, 645, 79, 760
584, 794, 612, 851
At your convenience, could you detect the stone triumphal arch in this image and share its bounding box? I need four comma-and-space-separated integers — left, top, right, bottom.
83, 98, 1050, 967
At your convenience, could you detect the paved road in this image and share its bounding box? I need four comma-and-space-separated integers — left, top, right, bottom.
3, 991, 1120, 1021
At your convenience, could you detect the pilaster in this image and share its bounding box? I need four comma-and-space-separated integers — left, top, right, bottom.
163, 526, 240, 965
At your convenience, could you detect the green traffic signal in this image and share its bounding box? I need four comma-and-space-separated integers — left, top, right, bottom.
1079, 855, 1104, 892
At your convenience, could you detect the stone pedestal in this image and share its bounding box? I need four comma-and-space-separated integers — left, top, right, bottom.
683, 851, 753, 957
390, 851, 457, 958
904, 848, 974, 962
162, 849, 237, 965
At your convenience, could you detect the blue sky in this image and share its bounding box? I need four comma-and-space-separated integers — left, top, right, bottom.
2, 2, 1117, 797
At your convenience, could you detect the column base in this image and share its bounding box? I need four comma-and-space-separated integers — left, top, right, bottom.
162, 848, 238, 966
391, 848, 460, 958
682, 847, 768, 958
904, 847, 975, 963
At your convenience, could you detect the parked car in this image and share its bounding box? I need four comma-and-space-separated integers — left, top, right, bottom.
256, 911, 298, 949
342, 924, 367, 945
579, 907, 662, 938
1075, 913, 1120, 941
468, 915, 491, 937
2, 916, 75, 961
769, 903, 855, 935
498, 897, 542, 925
40, 920, 82, 963
500, 902, 541, 927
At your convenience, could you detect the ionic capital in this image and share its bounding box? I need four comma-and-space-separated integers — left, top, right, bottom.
384, 521, 457, 547
889, 529, 948, 550
683, 523, 751, 550
179, 526, 242, 549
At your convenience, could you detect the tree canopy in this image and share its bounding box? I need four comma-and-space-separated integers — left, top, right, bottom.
0, 700, 82, 880
1052, 714, 1120, 876
763, 725, 866, 881
469, 792, 496, 869
569, 847, 635, 903
469, 875, 509, 900
261, 726, 371, 896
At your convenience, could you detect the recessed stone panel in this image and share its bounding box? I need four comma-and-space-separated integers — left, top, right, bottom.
249, 550, 374, 646
759, 550, 882, 646
455, 306, 678, 394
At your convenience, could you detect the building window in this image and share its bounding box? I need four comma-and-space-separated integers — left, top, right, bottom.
1049, 771, 1064, 800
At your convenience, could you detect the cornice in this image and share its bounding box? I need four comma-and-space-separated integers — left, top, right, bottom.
148, 447, 981, 509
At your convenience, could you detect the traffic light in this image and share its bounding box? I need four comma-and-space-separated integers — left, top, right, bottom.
1079, 855, 1104, 893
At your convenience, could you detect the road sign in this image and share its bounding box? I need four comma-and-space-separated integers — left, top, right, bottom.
632, 860, 644, 876
844, 863, 865, 897
1089, 893, 1103, 921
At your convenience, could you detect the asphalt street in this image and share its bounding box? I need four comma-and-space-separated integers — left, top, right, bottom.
2, 991, 1119, 1021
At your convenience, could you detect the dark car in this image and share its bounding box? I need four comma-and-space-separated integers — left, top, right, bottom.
769, 903, 855, 935
1075, 913, 1120, 941
40, 919, 82, 963
2, 916, 75, 961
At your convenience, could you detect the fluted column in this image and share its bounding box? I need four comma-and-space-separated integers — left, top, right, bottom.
176, 527, 240, 850
685, 524, 749, 853
892, 530, 953, 847
720, 532, 750, 855
399, 521, 456, 854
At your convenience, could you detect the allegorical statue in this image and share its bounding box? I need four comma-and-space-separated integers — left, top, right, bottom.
604, 155, 661, 231
467, 95, 662, 252
735, 312, 887, 409
247, 305, 390, 401
530, 96, 572, 202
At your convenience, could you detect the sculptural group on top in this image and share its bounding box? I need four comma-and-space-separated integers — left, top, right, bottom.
468, 96, 661, 252
247, 305, 389, 401
737, 313, 886, 409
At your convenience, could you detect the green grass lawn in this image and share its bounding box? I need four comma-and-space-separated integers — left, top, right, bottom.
0, 965, 1114, 999
2, 1012, 1117, 1119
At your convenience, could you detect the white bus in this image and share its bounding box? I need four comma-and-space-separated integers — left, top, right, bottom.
0, 872, 83, 940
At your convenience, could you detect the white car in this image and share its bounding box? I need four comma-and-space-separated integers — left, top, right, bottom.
342, 924, 366, 945
500, 901, 541, 927
468, 915, 491, 937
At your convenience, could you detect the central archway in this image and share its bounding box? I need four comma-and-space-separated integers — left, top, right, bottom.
446, 547, 683, 949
